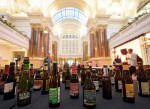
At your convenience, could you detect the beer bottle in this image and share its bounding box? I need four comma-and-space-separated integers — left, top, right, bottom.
102, 64, 112, 99
83, 70, 96, 108
65, 67, 71, 89
41, 63, 49, 94
30, 64, 34, 86
62, 66, 66, 83
17, 57, 32, 106
33, 70, 41, 91
4, 62, 16, 100
122, 62, 135, 103
40, 66, 44, 78
146, 68, 150, 91
115, 65, 122, 92
97, 68, 103, 87
70, 63, 79, 99
108, 65, 115, 85
91, 69, 99, 92
0, 65, 9, 94
49, 62, 60, 107
137, 62, 149, 97
57, 66, 60, 105
81, 65, 86, 86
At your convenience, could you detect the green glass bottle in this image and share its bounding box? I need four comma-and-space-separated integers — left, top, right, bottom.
17, 57, 32, 106
49, 62, 60, 107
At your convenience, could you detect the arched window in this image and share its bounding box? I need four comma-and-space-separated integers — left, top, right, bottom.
62, 33, 79, 54
52, 7, 87, 24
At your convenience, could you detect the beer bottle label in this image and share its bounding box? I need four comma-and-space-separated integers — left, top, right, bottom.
110, 77, 115, 84
33, 80, 41, 89
4, 82, 13, 93
44, 66, 48, 70
123, 65, 129, 70
65, 80, 70, 88
70, 83, 79, 96
118, 81, 122, 89
141, 82, 149, 95
84, 90, 96, 105
93, 81, 99, 90
58, 87, 60, 103
125, 84, 134, 98
49, 88, 59, 104
18, 91, 31, 101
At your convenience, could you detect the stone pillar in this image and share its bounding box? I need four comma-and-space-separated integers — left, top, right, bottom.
83, 41, 88, 61
52, 41, 58, 61
103, 25, 110, 57
96, 25, 103, 57
28, 26, 35, 57
90, 28, 95, 58
44, 33, 48, 57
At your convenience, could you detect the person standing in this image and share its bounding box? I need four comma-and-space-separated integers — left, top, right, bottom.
44, 54, 52, 74
128, 49, 137, 76
114, 55, 122, 64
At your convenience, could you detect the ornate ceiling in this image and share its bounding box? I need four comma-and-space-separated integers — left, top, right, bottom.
0, 0, 149, 38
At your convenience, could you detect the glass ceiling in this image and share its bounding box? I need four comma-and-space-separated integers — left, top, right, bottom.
52, 7, 87, 24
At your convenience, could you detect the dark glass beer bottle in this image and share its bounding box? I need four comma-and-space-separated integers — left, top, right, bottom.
33, 70, 41, 91
41, 63, 49, 94
49, 62, 60, 107
70, 63, 79, 98
122, 62, 135, 103
0, 65, 9, 94
81, 65, 86, 86
30, 64, 34, 86
137, 62, 149, 97
62, 66, 66, 83
115, 65, 122, 92
91, 69, 99, 92
17, 57, 32, 106
109, 65, 115, 85
40, 66, 44, 78
3, 62, 16, 100
65, 67, 71, 89
83, 70, 96, 108
147, 68, 150, 91
98, 68, 103, 87
102, 64, 112, 99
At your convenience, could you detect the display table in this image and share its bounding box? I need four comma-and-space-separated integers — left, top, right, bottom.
0, 81, 150, 109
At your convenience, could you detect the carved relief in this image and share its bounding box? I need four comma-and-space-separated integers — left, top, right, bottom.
14, 0, 31, 13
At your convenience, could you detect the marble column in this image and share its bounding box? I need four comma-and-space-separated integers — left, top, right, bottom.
103, 26, 110, 57
52, 41, 58, 61
96, 25, 103, 57
28, 26, 35, 57
90, 28, 95, 58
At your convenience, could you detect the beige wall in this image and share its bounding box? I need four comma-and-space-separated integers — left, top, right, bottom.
0, 44, 27, 67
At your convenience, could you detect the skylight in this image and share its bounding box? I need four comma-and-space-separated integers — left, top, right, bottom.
52, 7, 87, 24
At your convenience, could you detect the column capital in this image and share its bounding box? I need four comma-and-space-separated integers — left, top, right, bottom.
89, 27, 95, 34
30, 23, 42, 30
